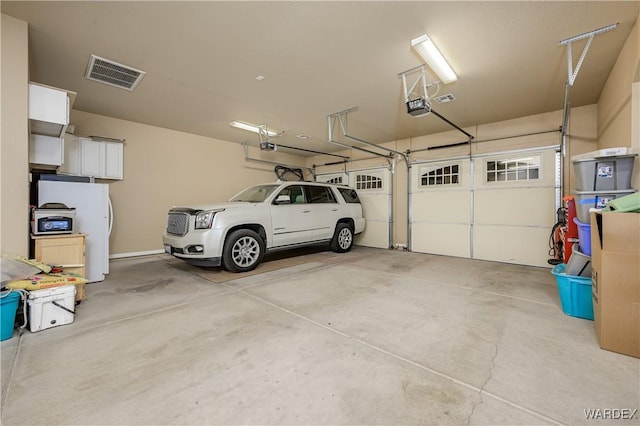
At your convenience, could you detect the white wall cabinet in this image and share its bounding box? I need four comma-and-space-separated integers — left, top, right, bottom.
104, 141, 124, 179
59, 134, 81, 174
29, 134, 63, 167
59, 135, 124, 180
80, 138, 104, 177
28, 83, 70, 138
28, 83, 77, 169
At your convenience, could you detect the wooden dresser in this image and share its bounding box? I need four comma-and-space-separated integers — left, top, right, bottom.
32, 233, 87, 301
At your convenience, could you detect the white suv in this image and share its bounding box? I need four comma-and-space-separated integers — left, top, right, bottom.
163, 181, 365, 272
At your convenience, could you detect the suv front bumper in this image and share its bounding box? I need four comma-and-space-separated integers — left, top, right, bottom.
163, 227, 225, 267
163, 244, 221, 267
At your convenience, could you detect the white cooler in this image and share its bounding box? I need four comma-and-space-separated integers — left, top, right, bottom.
27, 285, 76, 332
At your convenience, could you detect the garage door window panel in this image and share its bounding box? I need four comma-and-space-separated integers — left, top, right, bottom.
355, 174, 383, 191
485, 156, 541, 183
420, 163, 461, 187
316, 173, 349, 185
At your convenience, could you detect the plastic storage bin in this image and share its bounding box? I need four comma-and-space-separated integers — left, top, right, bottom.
27, 285, 75, 332
571, 147, 634, 160
1, 291, 21, 341
604, 192, 640, 213
572, 155, 636, 191
551, 264, 594, 320
565, 244, 591, 277
573, 189, 637, 223
573, 217, 591, 255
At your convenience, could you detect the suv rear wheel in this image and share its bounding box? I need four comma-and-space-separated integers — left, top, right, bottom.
330, 223, 353, 253
222, 229, 265, 272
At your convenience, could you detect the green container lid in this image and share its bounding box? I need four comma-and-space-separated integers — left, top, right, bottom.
603, 192, 640, 213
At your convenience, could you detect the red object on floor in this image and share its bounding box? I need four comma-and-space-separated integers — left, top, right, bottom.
562, 195, 579, 264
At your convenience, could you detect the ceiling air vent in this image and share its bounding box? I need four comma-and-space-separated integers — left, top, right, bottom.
434, 93, 456, 104
85, 55, 146, 91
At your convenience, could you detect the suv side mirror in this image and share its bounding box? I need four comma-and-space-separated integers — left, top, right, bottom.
274, 194, 291, 204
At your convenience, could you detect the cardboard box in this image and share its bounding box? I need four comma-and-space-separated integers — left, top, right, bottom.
75, 283, 85, 301
590, 211, 640, 358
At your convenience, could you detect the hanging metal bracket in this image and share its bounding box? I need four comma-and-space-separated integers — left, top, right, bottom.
398, 66, 474, 142
327, 107, 410, 168
242, 141, 314, 177
257, 124, 278, 151
559, 23, 618, 161
255, 123, 349, 159
559, 23, 618, 86
398, 65, 440, 117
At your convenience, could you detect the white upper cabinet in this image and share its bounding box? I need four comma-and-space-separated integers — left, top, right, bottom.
59, 135, 124, 180
59, 134, 81, 175
104, 141, 124, 180
29, 134, 64, 167
80, 138, 104, 177
28, 83, 75, 138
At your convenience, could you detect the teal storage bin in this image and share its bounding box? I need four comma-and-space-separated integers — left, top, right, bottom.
551, 264, 594, 320
1, 291, 21, 341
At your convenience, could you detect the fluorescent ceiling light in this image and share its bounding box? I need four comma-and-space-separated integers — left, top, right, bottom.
411, 34, 457, 85
230, 121, 277, 137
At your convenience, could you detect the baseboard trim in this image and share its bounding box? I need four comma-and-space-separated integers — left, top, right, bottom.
109, 249, 165, 259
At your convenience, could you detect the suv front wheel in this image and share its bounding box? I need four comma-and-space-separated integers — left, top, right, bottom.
222, 229, 265, 272
330, 223, 354, 253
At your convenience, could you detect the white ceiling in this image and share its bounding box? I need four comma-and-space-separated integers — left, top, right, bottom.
3, 1, 639, 156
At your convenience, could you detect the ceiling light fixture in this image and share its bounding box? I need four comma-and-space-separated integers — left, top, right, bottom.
411, 34, 457, 85
230, 121, 277, 137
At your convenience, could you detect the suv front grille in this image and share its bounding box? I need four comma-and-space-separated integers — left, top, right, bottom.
167, 212, 189, 236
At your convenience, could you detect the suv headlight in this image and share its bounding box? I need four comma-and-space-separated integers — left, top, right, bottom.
195, 210, 223, 229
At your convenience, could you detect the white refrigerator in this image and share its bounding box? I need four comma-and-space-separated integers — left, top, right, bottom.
38, 180, 112, 282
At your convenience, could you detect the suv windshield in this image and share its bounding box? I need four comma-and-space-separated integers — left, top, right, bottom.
229, 184, 279, 203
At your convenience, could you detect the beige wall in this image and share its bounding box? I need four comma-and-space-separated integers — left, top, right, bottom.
307, 105, 598, 247
70, 110, 307, 256
598, 10, 640, 189
1, 14, 30, 256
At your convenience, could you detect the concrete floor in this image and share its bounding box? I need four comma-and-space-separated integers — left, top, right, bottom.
1, 247, 638, 425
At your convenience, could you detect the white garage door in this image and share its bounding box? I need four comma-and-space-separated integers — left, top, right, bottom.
316, 168, 392, 248
473, 149, 557, 267
349, 168, 392, 249
411, 148, 558, 267
410, 158, 472, 258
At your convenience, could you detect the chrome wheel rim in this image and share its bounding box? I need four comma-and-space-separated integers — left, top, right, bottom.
232, 236, 260, 267
338, 228, 352, 249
